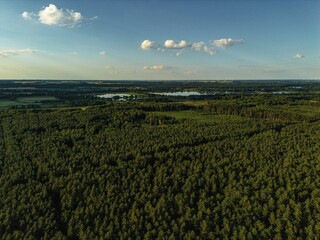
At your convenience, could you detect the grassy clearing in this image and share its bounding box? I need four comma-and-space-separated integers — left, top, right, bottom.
16, 96, 58, 103
0, 96, 60, 108
0, 100, 26, 107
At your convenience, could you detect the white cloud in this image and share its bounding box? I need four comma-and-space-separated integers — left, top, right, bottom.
191, 41, 205, 51
0, 48, 40, 57
39, 4, 82, 26
140, 40, 159, 50
99, 51, 107, 56
140, 39, 215, 56
141, 38, 244, 56
213, 38, 244, 48
22, 11, 35, 20
164, 40, 189, 49
191, 41, 215, 55
22, 4, 85, 27
143, 64, 164, 70
293, 53, 304, 59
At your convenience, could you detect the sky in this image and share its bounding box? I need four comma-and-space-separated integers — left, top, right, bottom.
0, 0, 319, 80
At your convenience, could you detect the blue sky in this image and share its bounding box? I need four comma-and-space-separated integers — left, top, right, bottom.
0, 0, 319, 80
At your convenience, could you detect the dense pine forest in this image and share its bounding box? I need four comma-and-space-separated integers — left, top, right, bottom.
0, 81, 320, 239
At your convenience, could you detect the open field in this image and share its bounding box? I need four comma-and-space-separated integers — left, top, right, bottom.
0, 100, 27, 107
0, 96, 60, 108
16, 96, 59, 103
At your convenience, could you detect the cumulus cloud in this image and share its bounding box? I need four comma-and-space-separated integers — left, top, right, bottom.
213, 38, 244, 48
22, 4, 88, 27
191, 41, 215, 55
140, 40, 159, 50
39, 4, 82, 26
99, 51, 107, 56
293, 53, 304, 59
143, 64, 164, 70
141, 37, 244, 56
0, 48, 40, 57
140, 39, 215, 56
22, 11, 35, 20
164, 40, 189, 49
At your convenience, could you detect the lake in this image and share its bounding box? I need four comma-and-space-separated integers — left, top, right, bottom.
152, 91, 206, 96
97, 93, 132, 99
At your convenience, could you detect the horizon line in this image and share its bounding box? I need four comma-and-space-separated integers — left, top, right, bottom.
0, 79, 320, 82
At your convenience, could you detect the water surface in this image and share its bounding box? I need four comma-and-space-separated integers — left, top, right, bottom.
153, 91, 205, 96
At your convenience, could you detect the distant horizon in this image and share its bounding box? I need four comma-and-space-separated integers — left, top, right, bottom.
1, 79, 320, 82
1, 1, 319, 80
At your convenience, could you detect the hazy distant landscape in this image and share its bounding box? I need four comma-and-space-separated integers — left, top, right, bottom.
1, 79, 319, 109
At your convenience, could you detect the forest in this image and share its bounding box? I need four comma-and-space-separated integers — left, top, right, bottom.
0, 80, 320, 239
